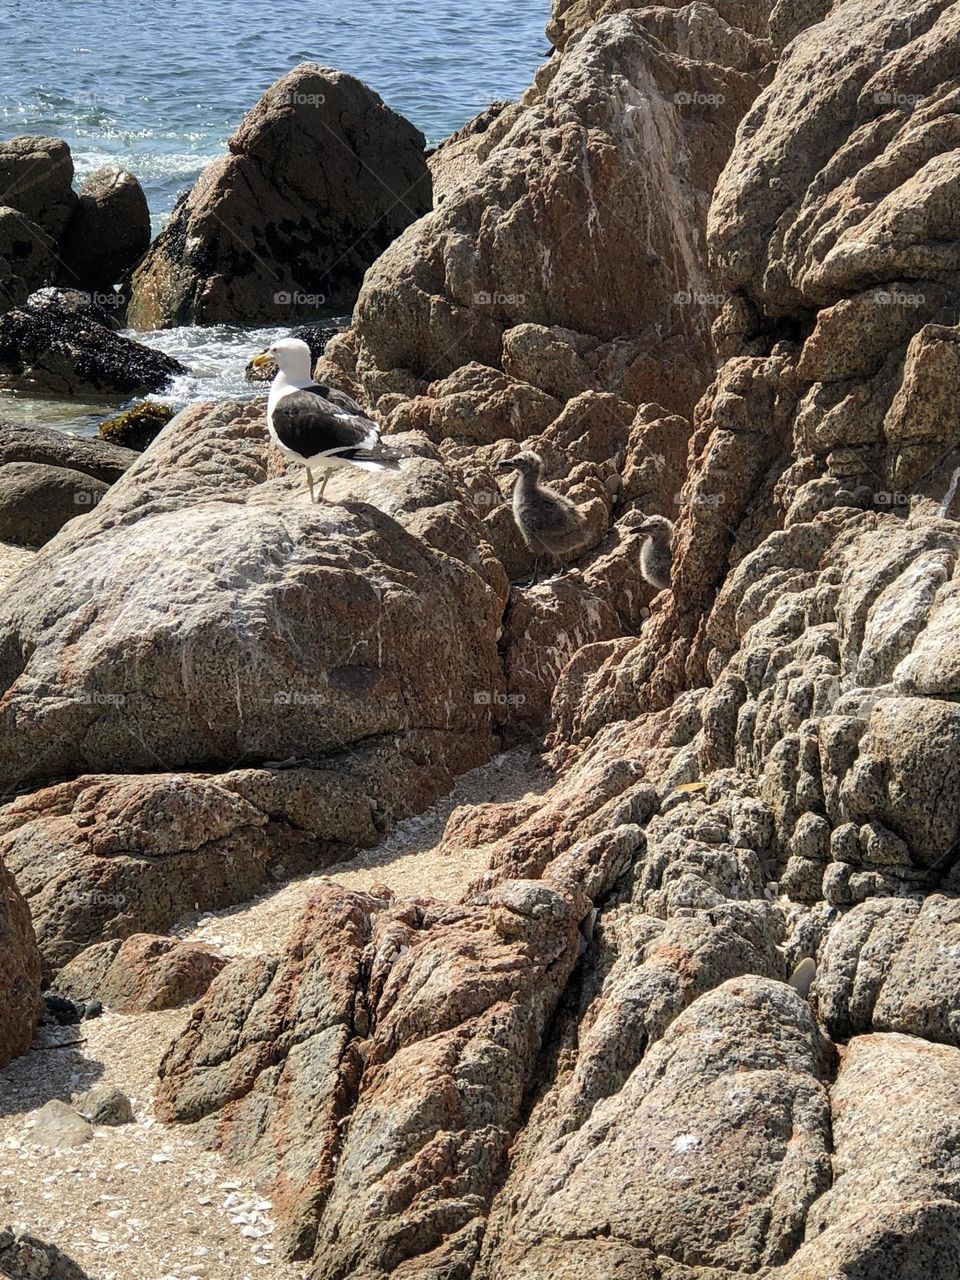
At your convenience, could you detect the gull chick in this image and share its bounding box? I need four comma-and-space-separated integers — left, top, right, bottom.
630, 513, 674, 591
253, 336, 403, 503
498, 450, 589, 585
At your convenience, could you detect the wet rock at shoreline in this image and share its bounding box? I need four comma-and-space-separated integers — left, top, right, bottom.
98, 401, 175, 451
0, 137, 77, 243
0, 206, 57, 310
0, 289, 187, 397
0, 419, 137, 483
128, 64, 433, 328
58, 165, 151, 294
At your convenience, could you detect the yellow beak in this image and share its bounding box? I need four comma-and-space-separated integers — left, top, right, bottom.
250, 353, 275, 369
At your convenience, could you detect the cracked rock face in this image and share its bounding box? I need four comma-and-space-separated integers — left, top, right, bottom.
319, 2, 773, 421
127, 64, 432, 327
156, 879, 585, 1269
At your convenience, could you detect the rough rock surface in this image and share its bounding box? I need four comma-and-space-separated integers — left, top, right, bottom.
127, 64, 432, 327
480, 977, 834, 1277
0, 1228, 89, 1280
0, 462, 108, 547
427, 101, 523, 201
7, 0, 960, 1276
0, 206, 56, 310
0, 137, 77, 242
157, 878, 585, 1266
76, 1084, 134, 1126
57, 165, 151, 293
0, 396, 511, 969
0, 419, 138, 482
319, 5, 773, 423
0, 850, 41, 1068
0, 290, 186, 396
55, 934, 229, 1012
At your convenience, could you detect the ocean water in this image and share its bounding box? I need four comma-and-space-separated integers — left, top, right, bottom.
0, 0, 550, 433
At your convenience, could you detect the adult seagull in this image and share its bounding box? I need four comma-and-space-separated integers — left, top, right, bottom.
251, 337, 403, 503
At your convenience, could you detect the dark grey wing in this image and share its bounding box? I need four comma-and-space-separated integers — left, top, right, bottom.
307, 382, 367, 418
271, 389, 381, 460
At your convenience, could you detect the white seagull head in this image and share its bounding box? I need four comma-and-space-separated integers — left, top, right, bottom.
267, 336, 313, 382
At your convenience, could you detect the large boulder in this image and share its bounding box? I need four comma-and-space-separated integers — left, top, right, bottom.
0, 851, 42, 1067
127, 64, 432, 328
778, 1032, 960, 1277
480, 977, 834, 1277
319, 5, 773, 420
0, 462, 108, 547
0, 289, 187, 396
0, 397, 511, 968
0, 137, 77, 241
57, 165, 151, 293
0, 397, 506, 793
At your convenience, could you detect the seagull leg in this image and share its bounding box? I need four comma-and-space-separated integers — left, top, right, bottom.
306, 468, 316, 504
316, 470, 330, 503
527, 558, 541, 589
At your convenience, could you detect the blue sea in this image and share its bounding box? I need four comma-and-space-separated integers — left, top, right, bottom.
0, 0, 550, 430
